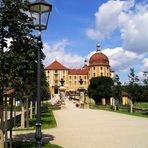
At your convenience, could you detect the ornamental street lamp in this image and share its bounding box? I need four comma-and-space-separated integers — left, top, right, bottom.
29, 1, 52, 147
78, 78, 85, 107
79, 78, 83, 86
59, 78, 65, 102
60, 78, 65, 86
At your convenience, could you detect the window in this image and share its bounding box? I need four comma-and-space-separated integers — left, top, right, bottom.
69, 81, 71, 86
48, 71, 50, 74
69, 76, 71, 79
100, 67, 103, 70
79, 76, 81, 79
84, 76, 87, 79
101, 72, 103, 76
63, 76, 65, 80
74, 75, 77, 79
93, 67, 95, 70
63, 70, 65, 74
55, 70, 58, 74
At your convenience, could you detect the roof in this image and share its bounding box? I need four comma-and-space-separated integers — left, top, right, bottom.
121, 91, 129, 96
45, 60, 69, 70
69, 68, 89, 75
3, 88, 15, 97
89, 52, 109, 66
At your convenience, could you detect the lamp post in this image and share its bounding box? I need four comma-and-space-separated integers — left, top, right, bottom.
79, 78, 83, 86
29, 1, 52, 147
59, 78, 65, 103
79, 78, 85, 107
60, 78, 65, 86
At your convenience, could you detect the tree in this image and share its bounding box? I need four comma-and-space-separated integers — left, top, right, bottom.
112, 74, 122, 103
1, 0, 50, 133
88, 76, 114, 104
142, 72, 148, 102
127, 68, 140, 103
127, 68, 140, 112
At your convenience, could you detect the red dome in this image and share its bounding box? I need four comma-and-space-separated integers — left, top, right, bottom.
89, 52, 109, 66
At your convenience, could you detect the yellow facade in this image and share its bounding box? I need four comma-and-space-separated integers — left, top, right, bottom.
45, 64, 113, 96
89, 66, 111, 79
45, 68, 89, 95
45, 45, 115, 96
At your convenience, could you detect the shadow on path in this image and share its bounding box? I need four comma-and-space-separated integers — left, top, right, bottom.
13, 133, 55, 143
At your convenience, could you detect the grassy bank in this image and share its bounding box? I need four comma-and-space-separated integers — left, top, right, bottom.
90, 103, 148, 118
14, 102, 58, 131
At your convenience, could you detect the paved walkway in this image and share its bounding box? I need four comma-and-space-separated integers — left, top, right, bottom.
14, 100, 148, 148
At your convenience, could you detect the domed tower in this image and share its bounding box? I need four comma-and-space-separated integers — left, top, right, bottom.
89, 44, 111, 79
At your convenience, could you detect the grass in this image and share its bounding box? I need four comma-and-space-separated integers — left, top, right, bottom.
12, 141, 63, 148
134, 102, 148, 108
14, 102, 57, 131
108, 109, 148, 118
90, 103, 148, 118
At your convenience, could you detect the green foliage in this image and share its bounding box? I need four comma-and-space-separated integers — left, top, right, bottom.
127, 68, 140, 103
143, 72, 148, 86
88, 76, 114, 104
134, 102, 148, 108
0, 0, 49, 100
112, 74, 122, 102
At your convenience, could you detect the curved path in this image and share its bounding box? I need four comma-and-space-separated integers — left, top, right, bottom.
46, 100, 148, 148
14, 100, 148, 148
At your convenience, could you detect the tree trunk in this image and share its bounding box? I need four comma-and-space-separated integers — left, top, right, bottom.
0, 98, 4, 148
21, 100, 25, 128
30, 101, 33, 119
9, 97, 13, 148
4, 97, 8, 148
26, 98, 29, 128
13, 98, 16, 128
130, 99, 133, 113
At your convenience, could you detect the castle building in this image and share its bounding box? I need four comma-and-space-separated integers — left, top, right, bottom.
45, 44, 115, 95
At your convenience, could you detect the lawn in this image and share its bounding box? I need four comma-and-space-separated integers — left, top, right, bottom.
134, 102, 148, 108
14, 102, 57, 131
108, 109, 148, 118
90, 103, 148, 118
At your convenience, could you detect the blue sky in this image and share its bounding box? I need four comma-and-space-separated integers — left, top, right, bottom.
42, 0, 148, 83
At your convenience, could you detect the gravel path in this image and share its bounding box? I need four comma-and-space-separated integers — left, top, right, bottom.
13, 100, 148, 148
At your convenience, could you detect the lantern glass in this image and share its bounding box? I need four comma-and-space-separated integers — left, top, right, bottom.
31, 11, 50, 30
29, 0, 52, 31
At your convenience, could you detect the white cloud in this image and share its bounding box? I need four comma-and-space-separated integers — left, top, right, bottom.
102, 47, 141, 72
86, 0, 134, 40
43, 40, 84, 68
86, 0, 148, 54
118, 3, 148, 53
142, 58, 148, 71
